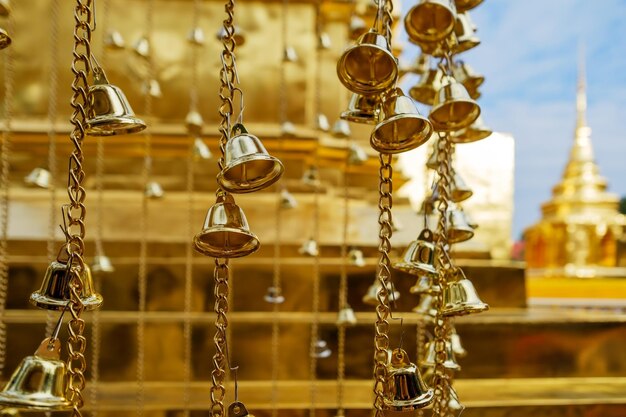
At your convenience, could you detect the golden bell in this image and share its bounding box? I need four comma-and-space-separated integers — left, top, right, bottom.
453, 12, 480, 54
450, 170, 473, 203
336, 30, 398, 96
86, 73, 147, 136
299, 238, 319, 257
363, 281, 400, 306
442, 271, 488, 316
229, 401, 254, 417
340, 93, 380, 125
452, 61, 484, 98
421, 340, 460, 371
216, 26, 246, 46
384, 348, 434, 410
347, 142, 368, 165
393, 229, 437, 276
454, 0, 483, 13
316, 113, 330, 132
0, 27, 11, 50
193, 193, 260, 258
404, 53, 430, 76
142, 79, 162, 98
301, 166, 321, 188
450, 115, 491, 144
133, 36, 150, 58
104, 29, 125, 50
416, 33, 459, 58
187, 27, 206, 46
0, 338, 72, 411
91, 254, 115, 273
24, 168, 51, 189
332, 119, 352, 138
426, 143, 439, 170
409, 275, 440, 295
348, 247, 366, 267
280, 188, 298, 209
391, 216, 403, 232
218, 123, 284, 193
404, 0, 457, 44
193, 137, 212, 160
311, 339, 332, 358
371, 88, 433, 154
0, 0, 10, 17
429, 76, 480, 132
409, 68, 444, 106
448, 390, 463, 411
30, 261, 102, 311
450, 325, 467, 357
145, 181, 165, 199
349, 16, 367, 40
185, 110, 203, 136
263, 286, 285, 304
281, 121, 297, 137
318, 32, 332, 49
337, 305, 357, 326
448, 204, 475, 243
412, 294, 437, 322
283, 46, 299, 62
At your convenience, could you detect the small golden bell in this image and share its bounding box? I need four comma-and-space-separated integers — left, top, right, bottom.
337, 305, 357, 326
331, 119, 352, 138
347, 247, 366, 266
187, 27, 205, 46
145, 181, 165, 199
283, 46, 299, 63
0, 27, 10, 50
316, 113, 331, 132
311, 339, 332, 358
347, 143, 368, 165
133, 36, 150, 58
280, 188, 298, 209
24, 168, 52, 189
299, 238, 319, 257
91, 254, 115, 273
263, 286, 285, 304
104, 29, 125, 50
193, 137, 212, 160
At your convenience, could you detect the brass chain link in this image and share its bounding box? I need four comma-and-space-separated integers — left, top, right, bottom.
210, 259, 230, 417
65, 2, 94, 415
308, 149, 321, 417
336, 163, 350, 416
373, 153, 393, 417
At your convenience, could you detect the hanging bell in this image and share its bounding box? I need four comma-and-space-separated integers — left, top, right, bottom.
409, 68, 444, 106
281, 121, 297, 137
337, 305, 357, 326
393, 229, 437, 276
331, 119, 351, 138
299, 238, 319, 257
390, 216, 403, 232
145, 181, 165, 199
216, 26, 246, 46
384, 348, 434, 410
0, 338, 72, 411
453, 12, 480, 54
86, 71, 146, 136
142, 79, 162, 98
263, 286, 285, 304
0, 0, 10, 17
311, 339, 332, 358
450, 325, 467, 357
0, 27, 11, 50
450, 170, 473, 203
442, 270, 488, 316
228, 401, 254, 417
193, 137, 212, 160
185, 110, 203, 136
24, 168, 52, 189
301, 166, 321, 188
349, 16, 367, 40
336, 30, 398, 96
92, 254, 115, 273
429, 76, 480, 132
347, 142, 368, 165
280, 188, 298, 209
340, 93, 380, 125
30, 261, 102, 311
318, 32, 332, 49
412, 294, 437, 322
426, 141, 439, 170
347, 247, 366, 267
406, 54, 431, 76
420, 340, 461, 371
454, 0, 483, 12
409, 275, 439, 295
404, 0, 457, 44
316, 113, 331, 132
447, 204, 474, 243
451, 115, 492, 144
448, 389, 464, 411
133, 36, 150, 58
362, 280, 400, 306
371, 88, 433, 154
104, 29, 125, 50
452, 61, 484, 98
218, 123, 284, 193
193, 193, 260, 258
283, 46, 299, 62
187, 27, 206, 46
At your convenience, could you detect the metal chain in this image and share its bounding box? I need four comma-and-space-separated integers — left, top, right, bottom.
381, 0, 393, 44
210, 259, 230, 417
65, 2, 94, 416
0, 4, 15, 380
217, 0, 237, 170
431, 132, 453, 417
336, 163, 350, 416
309, 149, 321, 417
279, 0, 288, 126
189, 0, 201, 111
373, 153, 393, 417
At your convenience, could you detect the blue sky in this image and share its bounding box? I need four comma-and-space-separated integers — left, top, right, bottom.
401, 0, 626, 239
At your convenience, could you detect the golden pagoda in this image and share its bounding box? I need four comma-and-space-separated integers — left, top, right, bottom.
524, 54, 626, 282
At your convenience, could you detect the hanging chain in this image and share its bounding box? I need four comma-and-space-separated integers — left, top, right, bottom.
210, 259, 230, 417
64, 2, 94, 415
308, 149, 321, 417
217, 0, 237, 170
0, 3, 15, 380
381, 0, 393, 44
373, 153, 393, 417
336, 163, 350, 416
431, 132, 453, 417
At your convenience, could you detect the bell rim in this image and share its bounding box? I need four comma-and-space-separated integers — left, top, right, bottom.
393, 260, 438, 276
340, 110, 378, 125
86, 115, 147, 136
193, 228, 260, 258
404, 4, 455, 44
448, 229, 475, 244
217, 155, 284, 194
408, 86, 437, 106
29, 292, 103, 311
451, 189, 473, 203
450, 127, 491, 144
0, 392, 73, 411
336, 43, 398, 96
370, 114, 433, 154
456, 0, 484, 12
442, 302, 489, 316
383, 388, 435, 409
454, 38, 481, 54
429, 100, 481, 131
